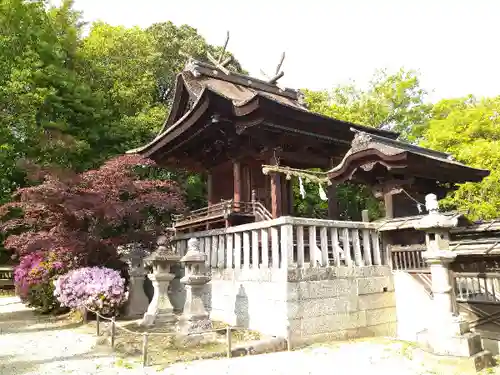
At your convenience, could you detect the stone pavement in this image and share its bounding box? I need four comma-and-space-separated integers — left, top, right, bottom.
0, 296, 492, 375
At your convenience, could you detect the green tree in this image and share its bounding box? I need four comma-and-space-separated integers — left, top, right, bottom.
304, 69, 432, 141
0, 2, 241, 211
420, 96, 500, 220
76, 22, 163, 159
0, 0, 95, 198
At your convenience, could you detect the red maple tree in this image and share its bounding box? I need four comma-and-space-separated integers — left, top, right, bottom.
0, 154, 185, 267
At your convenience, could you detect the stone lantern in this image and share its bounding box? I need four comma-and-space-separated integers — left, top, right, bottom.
118, 243, 150, 318
414, 193, 492, 369
178, 238, 212, 334
415, 193, 459, 324
140, 234, 181, 327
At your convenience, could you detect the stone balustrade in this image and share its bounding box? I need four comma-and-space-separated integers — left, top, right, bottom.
173, 216, 383, 272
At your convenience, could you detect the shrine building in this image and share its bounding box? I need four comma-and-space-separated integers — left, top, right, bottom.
129, 58, 488, 233
127, 56, 498, 358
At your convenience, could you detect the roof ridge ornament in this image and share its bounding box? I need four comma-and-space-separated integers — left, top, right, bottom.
184, 58, 202, 77
206, 31, 233, 75
260, 52, 286, 91
351, 131, 373, 151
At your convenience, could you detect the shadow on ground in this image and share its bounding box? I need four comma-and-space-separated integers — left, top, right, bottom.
0, 308, 83, 334
0, 352, 112, 375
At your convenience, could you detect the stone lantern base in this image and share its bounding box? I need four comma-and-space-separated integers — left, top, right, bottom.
414, 195, 494, 372
178, 314, 213, 335
141, 272, 177, 327
417, 252, 493, 371
417, 323, 493, 372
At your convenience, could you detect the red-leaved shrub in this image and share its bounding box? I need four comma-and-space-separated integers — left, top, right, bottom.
1, 154, 185, 312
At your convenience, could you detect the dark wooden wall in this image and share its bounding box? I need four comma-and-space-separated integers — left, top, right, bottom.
211, 161, 233, 203
209, 157, 292, 216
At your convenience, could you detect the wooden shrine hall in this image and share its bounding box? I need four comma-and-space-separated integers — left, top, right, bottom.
129, 58, 489, 233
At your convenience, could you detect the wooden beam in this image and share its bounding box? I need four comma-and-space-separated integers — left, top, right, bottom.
276, 151, 330, 169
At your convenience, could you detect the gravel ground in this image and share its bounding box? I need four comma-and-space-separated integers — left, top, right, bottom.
0, 296, 492, 375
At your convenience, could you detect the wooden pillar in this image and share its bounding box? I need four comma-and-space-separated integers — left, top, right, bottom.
270, 156, 282, 219
281, 178, 289, 215
288, 179, 294, 216
384, 193, 394, 219
233, 160, 241, 211
327, 158, 339, 220
327, 184, 339, 220
243, 165, 251, 202
207, 172, 214, 206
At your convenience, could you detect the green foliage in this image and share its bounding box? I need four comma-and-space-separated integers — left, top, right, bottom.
303, 69, 432, 141
292, 175, 383, 221
27, 281, 62, 314
420, 96, 500, 220
0, 1, 235, 211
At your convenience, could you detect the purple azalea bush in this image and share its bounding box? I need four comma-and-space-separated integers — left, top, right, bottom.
54, 266, 127, 315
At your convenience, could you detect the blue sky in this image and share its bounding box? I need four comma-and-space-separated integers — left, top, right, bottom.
66, 0, 499, 102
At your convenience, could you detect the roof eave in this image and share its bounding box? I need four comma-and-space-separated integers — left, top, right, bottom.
327, 147, 490, 185
126, 87, 213, 157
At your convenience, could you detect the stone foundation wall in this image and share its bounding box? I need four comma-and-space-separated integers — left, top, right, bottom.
204, 266, 397, 343
287, 265, 397, 345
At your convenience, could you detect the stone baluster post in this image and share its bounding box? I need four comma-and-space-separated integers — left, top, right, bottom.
141, 235, 181, 327
414, 194, 492, 370
178, 238, 212, 334
118, 243, 150, 319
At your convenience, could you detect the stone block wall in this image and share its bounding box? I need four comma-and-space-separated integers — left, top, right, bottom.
286, 265, 397, 345
204, 266, 397, 344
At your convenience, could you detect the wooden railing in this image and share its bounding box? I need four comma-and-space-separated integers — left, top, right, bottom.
173, 200, 231, 227
173, 199, 273, 228
252, 201, 272, 221
389, 245, 428, 272
173, 216, 383, 270
455, 272, 500, 304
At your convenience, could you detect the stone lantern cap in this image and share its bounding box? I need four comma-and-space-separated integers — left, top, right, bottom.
118, 243, 150, 260
180, 250, 206, 264
145, 233, 181, 262
414, 194, 459, 230
181, 238, 206, 264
